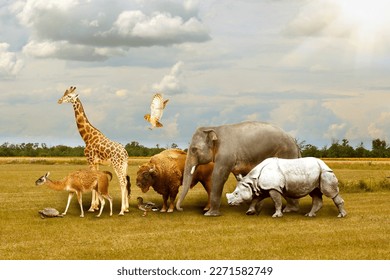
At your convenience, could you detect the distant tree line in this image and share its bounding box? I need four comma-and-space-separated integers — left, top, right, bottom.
0, 141, 178, 157
0, 138, 389, 158
299, 138, 390, 158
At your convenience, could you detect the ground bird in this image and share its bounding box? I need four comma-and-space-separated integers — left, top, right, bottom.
144, 93, 169, 129
137, 197, 159, 216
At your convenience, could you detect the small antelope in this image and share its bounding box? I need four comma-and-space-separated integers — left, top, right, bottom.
35, 169, 113, 218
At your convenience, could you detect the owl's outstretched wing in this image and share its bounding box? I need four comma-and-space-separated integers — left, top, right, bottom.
150, 94, 169, 127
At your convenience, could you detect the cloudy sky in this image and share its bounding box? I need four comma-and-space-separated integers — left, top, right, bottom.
1, 0, 390, 150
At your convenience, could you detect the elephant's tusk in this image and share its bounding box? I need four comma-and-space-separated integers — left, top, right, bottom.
190, 165, 196, 175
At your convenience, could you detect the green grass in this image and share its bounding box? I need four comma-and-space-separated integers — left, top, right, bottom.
0, 158, 389, 260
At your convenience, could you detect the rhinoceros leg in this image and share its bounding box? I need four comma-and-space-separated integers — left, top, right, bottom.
269, 190, 283, 218
283, 198, 300, 213
246, 196, 266, 215
332, 194, 347, 218
305, 190, 323, 217
246, 198, 259, 215
255, 199, 265, 215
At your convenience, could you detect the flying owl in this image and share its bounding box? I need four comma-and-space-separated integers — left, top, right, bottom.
144, 93, 169, 129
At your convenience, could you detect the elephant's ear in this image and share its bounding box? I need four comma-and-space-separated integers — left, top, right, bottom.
203, 129, 218, 142
203, 129, 218, 162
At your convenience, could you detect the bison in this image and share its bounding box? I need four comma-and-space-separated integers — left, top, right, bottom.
136, 149, 214, 212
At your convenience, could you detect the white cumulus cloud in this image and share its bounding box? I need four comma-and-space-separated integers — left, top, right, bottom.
11, 0, 210, 61
0, 43, 23, 76
152, 61, 185, 95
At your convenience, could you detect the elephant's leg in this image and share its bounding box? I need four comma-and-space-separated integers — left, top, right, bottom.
332, 194, 347, 218
204, 165, 231, 217
269, 190, 283, 218
246, 197, 259, 215
283, 197, 300, 213
306, 189, 323, 217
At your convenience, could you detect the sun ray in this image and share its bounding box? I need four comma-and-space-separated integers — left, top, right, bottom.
338, 0, 390, 61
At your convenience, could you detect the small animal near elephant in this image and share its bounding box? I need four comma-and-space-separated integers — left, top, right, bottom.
226, 157, 347, 218
136, 149, 213, 212
176, 121, 301, 216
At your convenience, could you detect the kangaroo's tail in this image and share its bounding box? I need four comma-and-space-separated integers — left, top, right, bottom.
103, 171, 113, 181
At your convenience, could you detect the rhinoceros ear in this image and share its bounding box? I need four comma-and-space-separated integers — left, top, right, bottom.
236, 174, 243, 181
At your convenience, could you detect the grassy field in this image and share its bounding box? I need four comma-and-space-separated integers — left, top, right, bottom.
0, 157, 389, 260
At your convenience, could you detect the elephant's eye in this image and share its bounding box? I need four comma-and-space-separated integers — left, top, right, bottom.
191, 147, 198, 153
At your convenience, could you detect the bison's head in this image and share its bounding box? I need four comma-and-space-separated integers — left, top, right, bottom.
226, 174, 255, 205
136, 163, 158, 193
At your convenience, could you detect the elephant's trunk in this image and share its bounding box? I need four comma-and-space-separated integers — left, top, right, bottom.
176, 158, 198, 211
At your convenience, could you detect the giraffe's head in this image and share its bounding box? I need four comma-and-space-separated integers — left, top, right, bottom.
58, 86, 79, 104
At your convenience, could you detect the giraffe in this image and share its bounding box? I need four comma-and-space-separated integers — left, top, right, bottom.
58, 86, 131, 215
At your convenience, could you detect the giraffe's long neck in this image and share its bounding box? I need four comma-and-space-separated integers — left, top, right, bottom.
72, 99, 102, 144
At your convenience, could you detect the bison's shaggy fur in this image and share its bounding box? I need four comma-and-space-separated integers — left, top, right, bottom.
136, 149, 213, 212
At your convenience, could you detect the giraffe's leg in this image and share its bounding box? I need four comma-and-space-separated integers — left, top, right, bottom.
88, 190, 99, 212
115, 162, 129, 215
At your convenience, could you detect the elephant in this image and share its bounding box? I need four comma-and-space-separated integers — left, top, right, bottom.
226, 157, 347, 218
176, 121, 301, 216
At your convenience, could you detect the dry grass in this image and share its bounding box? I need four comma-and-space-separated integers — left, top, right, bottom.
0, 158, 389, 260
324, 159, 390, 192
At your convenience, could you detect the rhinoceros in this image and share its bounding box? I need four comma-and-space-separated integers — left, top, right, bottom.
226, 157, 347, 218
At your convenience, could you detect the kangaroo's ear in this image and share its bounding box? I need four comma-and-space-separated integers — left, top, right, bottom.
45, 172, 50, 178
